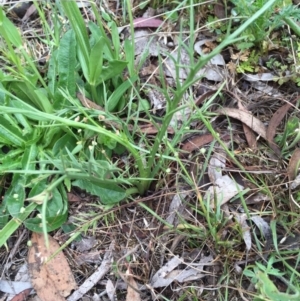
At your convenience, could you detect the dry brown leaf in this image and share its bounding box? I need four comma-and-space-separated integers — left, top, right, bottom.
21, 3, 37, 21
205, 175, 244, 207
237, 99, 258, 150
287, 149, 300, 182
181, 134, 214, 152
227, 61, 237, 75
67, 192, 82, 203
194, 90, 217, 107
287, 148, 300, 211
218, 108, 267, 139
125, 270, 141, 301
133, 17, 163, 28
231, 50, 250, 61
240, 50, 250, 61
139, 123, 174, 134
266, 98, 299, 156
214, 0, 226, 19
77, 92, 104, 110
28, 233, 77, 301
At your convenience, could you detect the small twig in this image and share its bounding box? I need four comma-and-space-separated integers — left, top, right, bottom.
116, 245, 140, 294
1, 228, 27, 279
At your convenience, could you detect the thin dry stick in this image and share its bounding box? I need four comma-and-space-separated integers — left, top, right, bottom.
116, 245, 140, 294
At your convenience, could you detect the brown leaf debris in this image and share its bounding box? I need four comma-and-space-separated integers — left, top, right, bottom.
28, 233, 77, 301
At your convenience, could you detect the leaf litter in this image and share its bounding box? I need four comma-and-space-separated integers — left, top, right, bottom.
27, 233, 77, 301
3, 1, 300, 301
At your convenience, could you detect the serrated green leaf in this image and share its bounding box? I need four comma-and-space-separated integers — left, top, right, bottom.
73, 179, 126, 204
58, 29, 76, 92
24, 212, 68, 233
41, 126, 63, 148
34, 89, 53, 113
0, 202, 37, 247
61, 0, 90, 80
53, 133, 77, 156
47, 49, 58, 95
0, 8, 22, 47
0, 202, 9, 229
110, 21, 120, 59
88, 37, 104, 85
6, 174, 26, 217
21, 144, 38, 171
96, 60, 128, 85
10, 82, 52, 113
0, 117, 25, 147
36, 188, 65, 218
0, 161, 21, 173
0, 148, 23, 163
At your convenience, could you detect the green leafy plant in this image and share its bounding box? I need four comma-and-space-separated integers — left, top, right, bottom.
244, 257, 300, 301
230, 0, 300, 49
0, 0, 281, 247
236, 50, 260, 73
0, 1, 136, 246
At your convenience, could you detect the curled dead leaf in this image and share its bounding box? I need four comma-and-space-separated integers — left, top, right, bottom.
217, 108, 267, 139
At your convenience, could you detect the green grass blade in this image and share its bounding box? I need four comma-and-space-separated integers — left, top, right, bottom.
0, 203, 37, 247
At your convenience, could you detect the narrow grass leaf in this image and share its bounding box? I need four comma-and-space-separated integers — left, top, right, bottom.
47, 49, 58, 95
